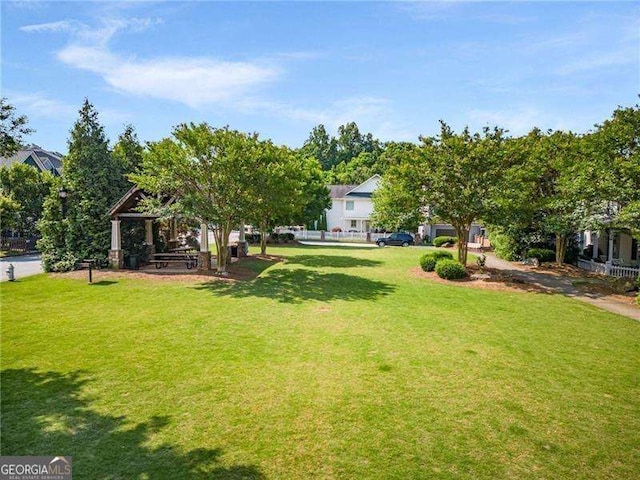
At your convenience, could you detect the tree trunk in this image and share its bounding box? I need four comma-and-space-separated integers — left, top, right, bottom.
555, 233, 567, 265
455, 224, 470, 266
260, 221, 268, 255
214, 224, 230, 273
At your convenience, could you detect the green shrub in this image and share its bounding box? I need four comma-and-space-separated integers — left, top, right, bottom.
490, 232, 520, 260
419, 255, 437, 272
419, 250, 454, 272
433, 236, 457, 247
527, 248, 556, 263
636, 275, 640, 290
42, 252, 78, 272
435, 259, 467, 280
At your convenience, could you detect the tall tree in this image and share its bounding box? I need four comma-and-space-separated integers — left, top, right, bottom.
374, 122, 506, 265
0, 163, 53, 236
132, 124, 262, 273
300, 124, 337, 170
38, 99, 121, 270
245, 143, 305, 255
336, 122, 364, 165
0, 98, 34, 157
112, 124, 143, 193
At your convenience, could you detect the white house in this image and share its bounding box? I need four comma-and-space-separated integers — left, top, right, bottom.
325, 175, 485, 244
579, 228, 639, 277
326, 175, 380, 232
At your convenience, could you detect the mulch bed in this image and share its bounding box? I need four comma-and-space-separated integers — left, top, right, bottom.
410, 266, 550, 294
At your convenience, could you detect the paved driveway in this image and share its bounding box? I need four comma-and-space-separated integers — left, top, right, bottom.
0, 254, 43, 281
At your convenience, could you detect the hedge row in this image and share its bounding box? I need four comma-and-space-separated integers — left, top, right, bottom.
526, 248, 556, 263
433, 236, 457, 247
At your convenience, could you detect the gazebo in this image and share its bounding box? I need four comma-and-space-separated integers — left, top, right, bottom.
107, 186, 211, 270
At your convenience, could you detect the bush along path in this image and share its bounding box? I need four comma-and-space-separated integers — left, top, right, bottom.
483, 252, 640, 321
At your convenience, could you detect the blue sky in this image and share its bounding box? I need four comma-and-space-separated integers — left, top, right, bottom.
2, 1, 639, 154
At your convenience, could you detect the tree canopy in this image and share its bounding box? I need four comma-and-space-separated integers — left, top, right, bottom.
0, 98, 33, 157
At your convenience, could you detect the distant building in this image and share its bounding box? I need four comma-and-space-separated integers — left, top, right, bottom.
326, 175, 381, 232
0, 146, 63, 176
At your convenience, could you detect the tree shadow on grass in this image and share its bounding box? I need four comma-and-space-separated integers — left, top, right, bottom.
194, 268, 395, 304
285, 255, 383, 269
1, 368, 265, 479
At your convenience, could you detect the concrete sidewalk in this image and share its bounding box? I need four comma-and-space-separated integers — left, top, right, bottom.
0, 254, 43, 281
483, 252, 640, 321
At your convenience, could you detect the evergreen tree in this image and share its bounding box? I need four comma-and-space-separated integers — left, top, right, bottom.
112, 124, 143, 192
38, 99, 122, 271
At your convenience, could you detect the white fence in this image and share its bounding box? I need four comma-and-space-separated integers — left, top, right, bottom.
578, 259, 640, 279
292, 230, 382, 243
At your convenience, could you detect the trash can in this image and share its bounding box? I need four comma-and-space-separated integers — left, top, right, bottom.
128, 254, 140, 270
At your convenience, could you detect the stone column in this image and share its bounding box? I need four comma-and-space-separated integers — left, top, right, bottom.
109, 219, 124, 269
236, 221, 247, 257
170, 218, 178, 240
145, 219, 155, 255
608, 230, 615, 262
198, 223, 211, 271
592, 232, 599, 260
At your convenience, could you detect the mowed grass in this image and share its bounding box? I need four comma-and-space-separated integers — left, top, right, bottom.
2, 245, 639, 479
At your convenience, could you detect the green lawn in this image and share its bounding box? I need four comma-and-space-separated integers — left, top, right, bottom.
2, 245, 639, 479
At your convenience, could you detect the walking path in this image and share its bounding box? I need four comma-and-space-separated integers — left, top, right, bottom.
483, 252, 640, 321
0, 254, 43, 282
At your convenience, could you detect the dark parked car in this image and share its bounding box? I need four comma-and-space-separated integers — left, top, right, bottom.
376, 232, 415, 247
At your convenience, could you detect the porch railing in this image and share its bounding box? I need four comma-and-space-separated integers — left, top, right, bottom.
578, 259, 640, 278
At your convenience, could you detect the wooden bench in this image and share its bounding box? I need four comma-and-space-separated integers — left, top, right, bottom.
149, 253, 198, 269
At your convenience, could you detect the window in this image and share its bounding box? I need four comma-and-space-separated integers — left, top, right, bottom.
350, 220, 357, 229
346, 201, 354, 211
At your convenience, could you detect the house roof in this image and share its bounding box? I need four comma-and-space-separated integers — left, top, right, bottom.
329, 185, 357, 199
0, 147, 63, 175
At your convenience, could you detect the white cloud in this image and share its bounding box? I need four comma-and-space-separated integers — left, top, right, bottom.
8, 91, 76, 119
56, 44, 280, 108
20, 20, 78, 33
23, 16, 280, 108
467, 107, 546, 136
243, 96, 418, 142
555, 48, 638, 75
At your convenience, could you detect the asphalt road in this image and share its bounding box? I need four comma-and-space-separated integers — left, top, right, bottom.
0, 254, 43, 282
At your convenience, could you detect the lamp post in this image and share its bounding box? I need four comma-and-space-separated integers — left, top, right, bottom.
58, 186, 68, 219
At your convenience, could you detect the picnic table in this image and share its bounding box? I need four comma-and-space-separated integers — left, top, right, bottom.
149, 252, 198, 269
169, 246, 198, 253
